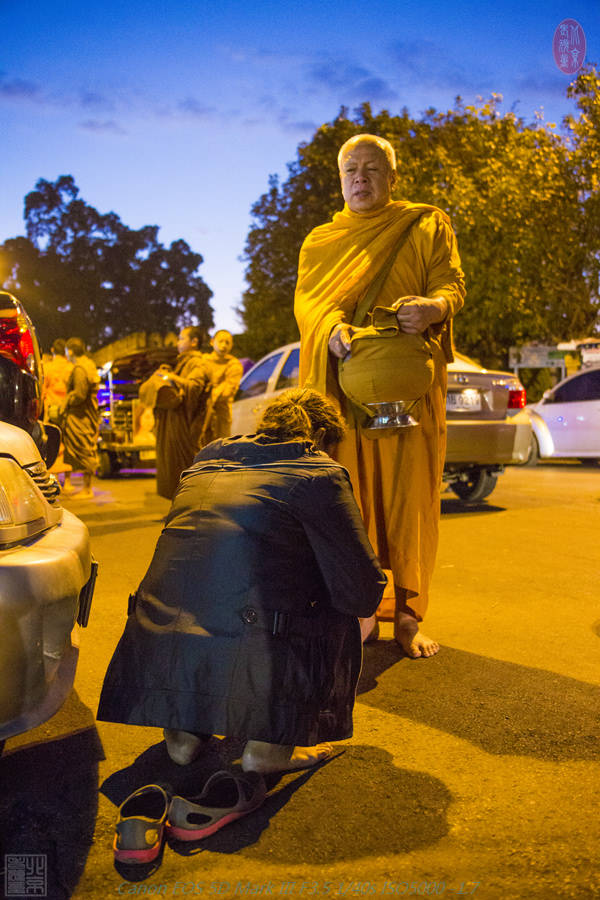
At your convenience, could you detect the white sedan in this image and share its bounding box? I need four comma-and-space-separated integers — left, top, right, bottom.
527, 365, 600, 463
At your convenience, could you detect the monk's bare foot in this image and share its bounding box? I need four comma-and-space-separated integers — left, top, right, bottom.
359, 614, 379, 643
394, 611, 439, 658
76, 488, 94, 500
241, 740, 333, 774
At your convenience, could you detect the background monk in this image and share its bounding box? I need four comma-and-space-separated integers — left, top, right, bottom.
200, 328, 244, 445
61, 337, 100, 499
43, 338, 73, 421
294, 133, 465, 658
140, 325, 209, 500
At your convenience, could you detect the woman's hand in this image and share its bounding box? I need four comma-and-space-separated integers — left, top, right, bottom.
394, 296, 448, 334
328, 324, 356, 359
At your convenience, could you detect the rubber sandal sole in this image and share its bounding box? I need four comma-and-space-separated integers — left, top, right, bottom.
166, 771, 266, 842
167, 806, 258, 842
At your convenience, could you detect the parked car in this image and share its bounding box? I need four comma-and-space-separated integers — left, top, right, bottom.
97, 346, 178, 477
0, 290, 60, 466
0, 421, 96, 748
231, 342, 532, 503
526, 365, 600, 464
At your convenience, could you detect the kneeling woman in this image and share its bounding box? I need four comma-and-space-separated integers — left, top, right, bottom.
97, 389, 386, 773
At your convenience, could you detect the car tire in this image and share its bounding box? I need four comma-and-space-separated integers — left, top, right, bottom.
525, 434, 540, 467
97, 450, 119, 479
450, 468, 498, 504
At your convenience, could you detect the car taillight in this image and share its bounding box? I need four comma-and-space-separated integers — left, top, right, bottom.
508, 388, 527, 409
0, 308, 36, 375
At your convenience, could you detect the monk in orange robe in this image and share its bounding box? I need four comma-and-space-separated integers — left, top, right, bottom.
200, 329, 244, 445
141, 326, 210, 500
294, 134, 465, 657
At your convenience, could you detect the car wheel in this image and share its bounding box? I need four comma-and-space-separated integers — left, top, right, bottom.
450, 468, 498, 503
97, 450, 118, 479
525, 434, 540, 467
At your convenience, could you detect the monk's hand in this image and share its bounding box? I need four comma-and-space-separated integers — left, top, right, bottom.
394, 296, 448, 334
328, 323, 356, 359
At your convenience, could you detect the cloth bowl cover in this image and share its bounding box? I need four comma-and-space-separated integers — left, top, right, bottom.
338, 307, 434, 408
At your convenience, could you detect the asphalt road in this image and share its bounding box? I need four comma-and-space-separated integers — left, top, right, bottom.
2, 462, 599, 900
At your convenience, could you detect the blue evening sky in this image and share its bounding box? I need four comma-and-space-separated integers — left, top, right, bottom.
1, 0, 598, 337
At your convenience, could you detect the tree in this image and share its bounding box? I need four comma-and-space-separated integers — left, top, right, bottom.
566, 66, 600, 317
1, 175, 213, 350
240, 73, 600, 367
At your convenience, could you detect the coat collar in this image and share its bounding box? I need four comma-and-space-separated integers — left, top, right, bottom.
193, 434, 321, 466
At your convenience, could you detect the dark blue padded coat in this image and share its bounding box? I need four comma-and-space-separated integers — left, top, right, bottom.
97, 435, 386, 744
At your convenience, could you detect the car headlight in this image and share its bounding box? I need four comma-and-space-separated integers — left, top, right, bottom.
0, 457, 59, 547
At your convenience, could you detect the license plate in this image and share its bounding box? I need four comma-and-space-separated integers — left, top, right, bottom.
446, 389, 482, 412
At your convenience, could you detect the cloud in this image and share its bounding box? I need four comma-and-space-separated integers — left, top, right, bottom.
177, 97, 218, 118
511, 72, 570, 100
0, 72, 43, 101
387, 39, 491, 92
355, 77, 398, 102
0, 72, 117, 115
78, 119, 127, 135
309, 61, 371, 90
277, 114, 319, 135
79, 90, 115, 110
308, 59, 397, 102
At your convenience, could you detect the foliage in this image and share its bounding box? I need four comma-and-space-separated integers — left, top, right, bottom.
240, 71, 600, 367
1, 176, 213, 351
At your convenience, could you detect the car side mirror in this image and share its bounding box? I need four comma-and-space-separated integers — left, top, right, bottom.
542, 389, 553, 403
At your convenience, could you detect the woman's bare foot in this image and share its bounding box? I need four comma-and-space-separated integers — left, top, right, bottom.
241, 740, 333, 774
394, 611, 439, 658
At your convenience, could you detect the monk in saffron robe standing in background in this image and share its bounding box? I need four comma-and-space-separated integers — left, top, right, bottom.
140, 326, 209, 500
61, 337, 100, 499
294, 134, 465, 657
200, 329, 244, 446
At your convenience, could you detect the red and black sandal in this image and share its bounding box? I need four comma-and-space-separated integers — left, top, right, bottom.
113, 784, 169, 864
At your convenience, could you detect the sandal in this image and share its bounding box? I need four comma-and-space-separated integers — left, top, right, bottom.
167, 770, 266, 841
113, 784, 169, 864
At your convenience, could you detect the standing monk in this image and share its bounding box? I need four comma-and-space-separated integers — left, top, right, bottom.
201, 329, 244, 445
43, 338, 73, 422
141, 326, 209, 500
294, 134, 465, 657
61, 337, 100, 499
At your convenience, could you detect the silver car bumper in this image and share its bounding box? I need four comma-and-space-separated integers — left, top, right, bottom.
0, 509, 93, 740
445, 410, 532, 466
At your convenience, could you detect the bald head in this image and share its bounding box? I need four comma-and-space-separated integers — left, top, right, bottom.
338, 134, 396, 214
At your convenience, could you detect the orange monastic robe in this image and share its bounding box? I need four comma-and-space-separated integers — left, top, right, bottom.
294, 200, 465, 620
201, 351, 244, 444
